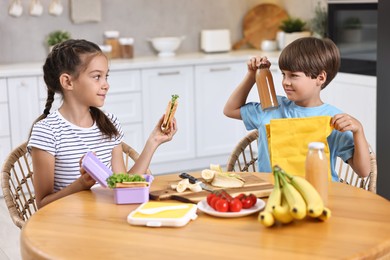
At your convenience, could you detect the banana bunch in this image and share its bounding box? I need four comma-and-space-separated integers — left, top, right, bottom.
258, 165, 331, 227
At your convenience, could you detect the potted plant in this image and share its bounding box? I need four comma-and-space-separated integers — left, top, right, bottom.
342, 17, 362, 43
310, 2, 328, 38
47, 30, 71, 52
277, 17, 311, 49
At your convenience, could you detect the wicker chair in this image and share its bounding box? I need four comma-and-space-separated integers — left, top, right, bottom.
226, 129, 378, 193
1, 141, 146, 229
226, 130, 259, 172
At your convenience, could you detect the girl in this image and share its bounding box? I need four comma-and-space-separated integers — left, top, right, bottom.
28, 39, 177, 209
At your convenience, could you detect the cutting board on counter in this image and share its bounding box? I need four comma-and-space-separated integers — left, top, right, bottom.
232, 3, 288, 50
149, 172, 273, 203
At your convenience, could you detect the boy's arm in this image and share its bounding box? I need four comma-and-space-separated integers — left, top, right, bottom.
224, 56, 267, 119
331, 113, 371, 177
223, 72, 256, 119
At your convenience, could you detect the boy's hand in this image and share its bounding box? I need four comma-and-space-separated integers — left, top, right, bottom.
247, 56, 270, 72
331, 113, 363, 134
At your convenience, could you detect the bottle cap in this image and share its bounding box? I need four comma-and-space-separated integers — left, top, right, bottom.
308, 142, 325, 149
119, 37, 134, 45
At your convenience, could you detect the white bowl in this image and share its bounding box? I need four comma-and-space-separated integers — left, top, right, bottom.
149, 36, 185, 57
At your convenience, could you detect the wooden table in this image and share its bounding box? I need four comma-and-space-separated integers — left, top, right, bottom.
21, 172, 390, 259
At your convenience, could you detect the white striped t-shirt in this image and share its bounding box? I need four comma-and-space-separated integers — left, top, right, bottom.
28, 110, 124, 192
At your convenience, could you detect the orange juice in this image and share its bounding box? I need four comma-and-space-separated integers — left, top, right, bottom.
305, 142, 328, 205
255, 63, 278, 111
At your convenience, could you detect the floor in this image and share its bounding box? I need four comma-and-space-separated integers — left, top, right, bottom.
0, 197, 22, 260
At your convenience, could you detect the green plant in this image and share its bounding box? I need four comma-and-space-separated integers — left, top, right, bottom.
343, 17, 362, 29
310, 2, 328, 38
47, 30, 71, 46
279, 17, 307, 33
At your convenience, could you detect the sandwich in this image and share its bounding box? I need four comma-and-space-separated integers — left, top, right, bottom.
161, 94, 179, 133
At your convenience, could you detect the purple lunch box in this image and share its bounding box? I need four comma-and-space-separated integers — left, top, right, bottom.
82, 152, 153, 204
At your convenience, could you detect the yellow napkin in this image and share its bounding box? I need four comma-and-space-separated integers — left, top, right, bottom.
266, 116, 333, 177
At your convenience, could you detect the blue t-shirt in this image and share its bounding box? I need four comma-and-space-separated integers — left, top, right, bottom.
240, 96, 354, 181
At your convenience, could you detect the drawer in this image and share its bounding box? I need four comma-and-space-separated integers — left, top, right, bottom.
108, 70, 141, 93
102, 92, 142, 124
0, 79, 7, 103
0, 103, 10, 137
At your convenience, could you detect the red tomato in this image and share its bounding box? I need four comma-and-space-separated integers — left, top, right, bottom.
210, 196, 220, 209
207, 193, 216, 205
235, 193, 246, 200
215, 199, 229, 212
229, 198, 243, 212
248, 194, 257, 207
241, 196, 253, 209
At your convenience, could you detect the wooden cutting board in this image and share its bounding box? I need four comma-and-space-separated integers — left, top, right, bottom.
233, 3, 288, 50
149, 172, 273, 203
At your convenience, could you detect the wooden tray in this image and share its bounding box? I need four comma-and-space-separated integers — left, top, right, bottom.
233, 3, 288, 50
149, 172, 273, 203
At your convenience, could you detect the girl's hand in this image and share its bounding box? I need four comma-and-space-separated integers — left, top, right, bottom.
79, 155, 97, 189
331, 113, 363, 134
150, 115, 177, 145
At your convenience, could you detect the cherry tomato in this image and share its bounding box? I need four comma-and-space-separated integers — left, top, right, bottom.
207, 193, 216, 205
215, 199, 229, 212
210, 196, 220, 209
229, 198, 243, 212
241, 196, 253, 209
235, 193, 246, 200
248, 194, 257, 207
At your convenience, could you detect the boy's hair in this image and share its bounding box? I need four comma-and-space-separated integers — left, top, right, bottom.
30, 39, 119, 139
278, 37, 340, 89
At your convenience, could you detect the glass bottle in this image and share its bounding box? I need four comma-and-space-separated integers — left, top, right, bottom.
255, 61, 279, 111
104, 31, 121, 59
305, 142, 328, 205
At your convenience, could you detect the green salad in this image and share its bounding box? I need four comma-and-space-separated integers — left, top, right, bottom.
106, 173, 146, 189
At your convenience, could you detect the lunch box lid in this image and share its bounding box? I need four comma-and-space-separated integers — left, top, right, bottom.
81, 152, 113, 188
127, 201, 198, 227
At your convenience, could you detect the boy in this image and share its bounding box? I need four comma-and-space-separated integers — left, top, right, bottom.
223, 37, 370, 181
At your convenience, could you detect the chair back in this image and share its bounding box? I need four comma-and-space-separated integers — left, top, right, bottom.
121, 142, 151, 174
226, 130, 259, 172
1, 142, 36, 229
337, 146, 377, 193
1, 141, 148, 229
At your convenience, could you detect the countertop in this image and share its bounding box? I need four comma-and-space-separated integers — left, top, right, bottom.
0, 50, 281, 78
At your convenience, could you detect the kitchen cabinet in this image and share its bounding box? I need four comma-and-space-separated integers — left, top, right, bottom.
194, 62, 247, 157
102, 69, 144, 152
0, 79, 11, 196
141, 66, 196, 171
7, 76, 40, 149
321, 72, 376, 152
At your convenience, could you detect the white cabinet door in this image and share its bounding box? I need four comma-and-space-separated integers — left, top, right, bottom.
7, 77, 40, 147
194, 62, 247, 158
322, 73, 377, 151
142, 66, 195, 164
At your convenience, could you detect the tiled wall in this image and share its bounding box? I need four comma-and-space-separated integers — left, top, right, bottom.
0, 0, 324, 64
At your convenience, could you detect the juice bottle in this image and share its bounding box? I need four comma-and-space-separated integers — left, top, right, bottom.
305, 142, 328, 205
255, 61, 279, 111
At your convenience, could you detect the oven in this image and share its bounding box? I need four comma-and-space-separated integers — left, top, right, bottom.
327, 0, 377, 76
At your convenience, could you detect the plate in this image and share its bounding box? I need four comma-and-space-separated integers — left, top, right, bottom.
197, 198, 265, 218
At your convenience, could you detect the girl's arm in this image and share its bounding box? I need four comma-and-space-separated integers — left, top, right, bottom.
331, 113, 371, 177
111, 115, 177, 175
223, 56, 268, 119
31, 148, 96, 209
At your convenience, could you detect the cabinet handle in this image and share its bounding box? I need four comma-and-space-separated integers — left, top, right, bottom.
158, 71, 181, 76
209, 67, 231, 72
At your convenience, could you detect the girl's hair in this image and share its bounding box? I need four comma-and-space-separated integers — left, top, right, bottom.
278, 37, 340, 89
30, 39, 119, 139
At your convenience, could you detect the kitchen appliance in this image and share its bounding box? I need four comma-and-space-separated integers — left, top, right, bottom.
328, 0, 378, 76
200, 29, 231, 53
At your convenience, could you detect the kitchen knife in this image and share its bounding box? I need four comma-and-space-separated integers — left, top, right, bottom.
179, 172, 214, 192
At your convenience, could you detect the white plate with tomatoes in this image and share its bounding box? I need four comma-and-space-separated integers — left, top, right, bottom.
197, 198, 265, 218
